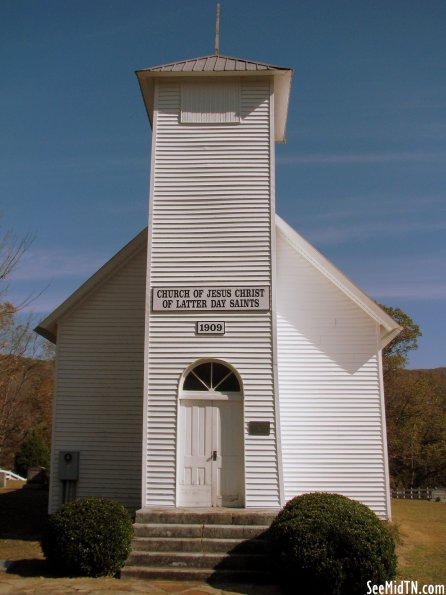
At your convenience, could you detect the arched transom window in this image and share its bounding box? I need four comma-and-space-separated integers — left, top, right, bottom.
183, 361, 240, 393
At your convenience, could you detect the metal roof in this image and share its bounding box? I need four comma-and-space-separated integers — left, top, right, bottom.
136, 53, 294, 143
137, 53, 292, 74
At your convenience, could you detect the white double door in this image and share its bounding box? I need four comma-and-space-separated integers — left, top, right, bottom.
178, 398, 244, 507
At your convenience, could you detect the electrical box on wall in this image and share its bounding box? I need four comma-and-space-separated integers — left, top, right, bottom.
58, 451, 80, 481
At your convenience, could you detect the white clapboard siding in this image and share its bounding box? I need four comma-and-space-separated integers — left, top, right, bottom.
145, 77, 280, 507
49, 246, 147, 513
276, 228, 390, 518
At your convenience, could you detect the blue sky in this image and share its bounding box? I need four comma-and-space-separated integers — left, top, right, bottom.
1, 0, 445, 369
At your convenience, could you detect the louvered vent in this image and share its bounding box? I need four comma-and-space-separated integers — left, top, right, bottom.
181, 81, 240, 124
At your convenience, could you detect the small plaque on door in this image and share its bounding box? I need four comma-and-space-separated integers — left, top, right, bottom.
248, 421, 271, 436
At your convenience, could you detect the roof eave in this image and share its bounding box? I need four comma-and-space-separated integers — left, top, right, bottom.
34, 324, 57, 345
34, 228, 148, 345
275, 214, 402, 348
135, 67, 293, 143
274, 69, 293, 144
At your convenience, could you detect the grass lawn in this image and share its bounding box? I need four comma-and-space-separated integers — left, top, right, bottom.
392, 499, 446, 584
0, 488, 445, 585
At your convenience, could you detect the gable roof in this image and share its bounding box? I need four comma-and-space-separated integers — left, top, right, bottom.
35, 228, 148, 343
275, 215, 401, 349
135, 53, 293, 143
36, 217, 401, 349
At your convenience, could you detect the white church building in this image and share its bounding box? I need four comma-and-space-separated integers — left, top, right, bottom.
36, 52, 400, 521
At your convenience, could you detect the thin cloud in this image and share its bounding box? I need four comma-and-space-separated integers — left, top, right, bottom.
7, 248, 109, 316
342, 254, 446, 301
293, 195, 445, 222
302, 218, 446, 246
0, 155, 147, 176
26, 293, 72, 316
369, 283, 446, 301
278, 150, 446, 165
11, 248, 107, 282
6, 285, 76, 317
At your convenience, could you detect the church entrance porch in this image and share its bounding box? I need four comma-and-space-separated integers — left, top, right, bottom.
122, 507, 279, 582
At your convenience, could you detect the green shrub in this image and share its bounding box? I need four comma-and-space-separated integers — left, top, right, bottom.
14, 429, 50, 477
41, 497, 133, 577
267, 492, 397, 595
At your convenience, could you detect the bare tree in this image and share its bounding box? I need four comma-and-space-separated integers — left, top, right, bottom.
0, 229, 33, 281
0, 222, 34, 316
0, 220, 52, 469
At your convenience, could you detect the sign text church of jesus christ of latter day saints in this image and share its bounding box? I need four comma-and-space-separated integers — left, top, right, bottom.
152, 286, 270, 311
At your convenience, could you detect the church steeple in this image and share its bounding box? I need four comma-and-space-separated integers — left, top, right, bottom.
139, 44, 291, 508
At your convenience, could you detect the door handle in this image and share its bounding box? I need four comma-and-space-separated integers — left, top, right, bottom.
212, 450, 217, 461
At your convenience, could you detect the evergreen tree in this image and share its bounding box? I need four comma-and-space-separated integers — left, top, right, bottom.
14, 429, 50, 477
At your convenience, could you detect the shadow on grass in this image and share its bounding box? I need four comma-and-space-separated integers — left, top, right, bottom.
6, 559, 125, 581
0, 487, 52, 578
5, 558, 57, 578
0, 487, 48, 541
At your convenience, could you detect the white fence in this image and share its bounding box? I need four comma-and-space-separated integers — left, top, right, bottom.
0, 468, 26, 482
392, 487, 432, 500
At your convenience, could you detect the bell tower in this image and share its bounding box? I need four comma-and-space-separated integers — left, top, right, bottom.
137, 53, 292, 508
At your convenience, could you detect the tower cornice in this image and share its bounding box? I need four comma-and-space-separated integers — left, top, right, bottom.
136, 53, 293, 143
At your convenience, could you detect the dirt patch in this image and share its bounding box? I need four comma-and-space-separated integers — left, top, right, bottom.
0, 539, 43, 561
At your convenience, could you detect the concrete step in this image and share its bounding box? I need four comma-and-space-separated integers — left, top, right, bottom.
124, 508, 277, 582
135, 508, 278, 526
134, 522, 202, 538
126, 550, 267, 570
203, 523, 270, 539
133, 522, 270, 540
121, 565, 273, 583
132, 536, 267, 554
